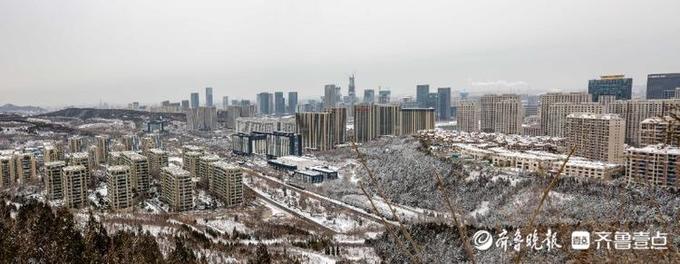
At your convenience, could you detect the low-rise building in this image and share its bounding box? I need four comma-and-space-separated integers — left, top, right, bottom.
293, 170, 324, 184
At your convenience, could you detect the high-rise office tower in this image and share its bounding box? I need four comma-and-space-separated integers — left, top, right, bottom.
437, 87, 452, 121
493, 99, 524, 135
646, 73, 680, 99
288, 92, 298, 114
160, 167, 193, 212
257, 92, 273, 115
400, 108, 435, 135
209, 161, 243, 206
324, 84, 339, 109
588, 75, 633, 102
45, 161, 66, 200
205, 87, 213, 107
378, 90, 391, 104
364, 89, 375, 103
480, 94, 521, 133
121, 151, 150, 194
416, 84, 430, 107
222, 96, 229, 110
107, 165, 133, 211
565, 113, 625, 164
147, 149, 168, 178
190, 92, 200, 109
539, 92, 592, 136
0, 155, 13, 188
62, 165, 88, 209
274, 92, 286, 115
626, 145, 680, 189
348, 74, 357, 103
456, 100, 481, 132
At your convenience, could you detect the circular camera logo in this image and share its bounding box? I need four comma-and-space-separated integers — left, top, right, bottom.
472, 230, 493, 251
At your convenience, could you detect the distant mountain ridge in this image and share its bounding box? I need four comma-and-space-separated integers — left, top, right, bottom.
39, 107, 186, 122
0, 104, 46, 114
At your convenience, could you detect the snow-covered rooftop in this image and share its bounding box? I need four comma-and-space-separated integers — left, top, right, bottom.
211, 160, 240, 170
560, 158, 621, 169
45, 161, 66, 167
199, 154, 220, 161
566, 112, 621, 120
162, 166, 190, 176
63, 165, 86, 172
67, 152, 89, 159
628, 144, 680, 155
148, 148, 167, 155
122, 151, 146, 161
107, 165, 130, 172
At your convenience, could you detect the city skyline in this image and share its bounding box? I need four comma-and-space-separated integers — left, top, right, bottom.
2, 1, 680, 106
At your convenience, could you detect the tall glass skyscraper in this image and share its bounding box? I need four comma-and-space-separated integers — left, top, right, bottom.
364, 89, 375, 103
416, 84, 430, 107
274, 91, 286, 115
288, 92, 298, 114
205, 87, 213, 107
190, 92, 199, 109
588, 75, 632, 102
437, 87, 452, 121
647, 73, 680, 99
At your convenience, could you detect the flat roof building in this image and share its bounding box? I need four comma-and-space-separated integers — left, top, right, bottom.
147, 148, 169, 178
627, 145, 680, 189
107, 165, 133, 211
588, 75, 632, 102
45, 161, 66, 200
565, 113, 626, 164
161, 167, 193, 212
209, 161, 243, 206
121, 151, 150, 194
62, 165, 88, 209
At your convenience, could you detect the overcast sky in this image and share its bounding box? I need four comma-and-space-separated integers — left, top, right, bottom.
2, 0, 680, 107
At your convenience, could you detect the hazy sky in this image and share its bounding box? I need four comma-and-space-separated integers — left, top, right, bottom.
2, 0, 680, 107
